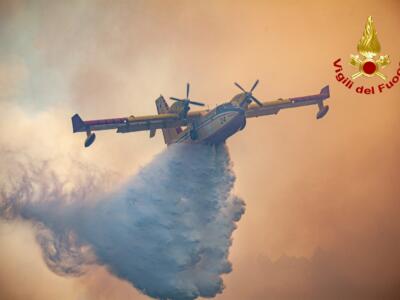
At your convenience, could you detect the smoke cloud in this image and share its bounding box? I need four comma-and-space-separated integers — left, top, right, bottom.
1, 1, 399, 299
1, 144, 245, 300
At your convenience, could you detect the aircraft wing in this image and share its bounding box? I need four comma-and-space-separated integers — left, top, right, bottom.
245, 85, 330, 119
71, 110, 205, 147
72, 113, 187, 134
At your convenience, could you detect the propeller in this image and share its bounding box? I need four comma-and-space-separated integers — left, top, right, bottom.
170, 83, 205, 107
234, 80, 263, 107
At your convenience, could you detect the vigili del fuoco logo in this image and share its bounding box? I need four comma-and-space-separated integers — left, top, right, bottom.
333, 16, 399, 95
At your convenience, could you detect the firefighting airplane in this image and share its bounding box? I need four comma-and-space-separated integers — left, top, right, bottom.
71, 81, 330, 147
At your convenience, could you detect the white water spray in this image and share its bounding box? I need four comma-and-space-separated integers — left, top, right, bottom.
1, 144, 245, 300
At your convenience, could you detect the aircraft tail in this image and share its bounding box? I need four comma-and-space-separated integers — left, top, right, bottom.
155, 96, 182, 145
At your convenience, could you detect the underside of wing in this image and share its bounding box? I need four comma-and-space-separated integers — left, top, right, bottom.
71, 113, 183, 133
72, 110, 205, 134
245, 85, 330, 119
245, 99, 290, 118
117, 114, 185, 133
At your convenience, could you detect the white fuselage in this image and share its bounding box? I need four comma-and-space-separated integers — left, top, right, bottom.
173, 104, 246, 144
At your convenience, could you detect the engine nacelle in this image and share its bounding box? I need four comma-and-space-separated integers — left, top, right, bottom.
169, 101, 190, 119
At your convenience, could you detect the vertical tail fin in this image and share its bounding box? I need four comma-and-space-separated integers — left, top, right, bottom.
155, 96, 181, 145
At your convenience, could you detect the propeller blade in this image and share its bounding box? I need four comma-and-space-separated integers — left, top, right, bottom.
189, 100, 205, 106
251, 96, 263, 107
234, 82, 246, 93
171, 83, 205, 107
250, 79, 259, 92
170, 97, 185, 102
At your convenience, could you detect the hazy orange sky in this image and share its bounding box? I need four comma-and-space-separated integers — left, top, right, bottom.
0, 0, 399, 299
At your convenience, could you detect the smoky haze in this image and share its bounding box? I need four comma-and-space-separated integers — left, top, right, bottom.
0, 0, 400, 300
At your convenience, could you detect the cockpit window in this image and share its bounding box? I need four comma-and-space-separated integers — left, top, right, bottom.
216, 103, 233, 114
230, 94, 245, 107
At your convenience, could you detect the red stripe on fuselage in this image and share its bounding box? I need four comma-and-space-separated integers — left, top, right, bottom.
84, 118, 127, 126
